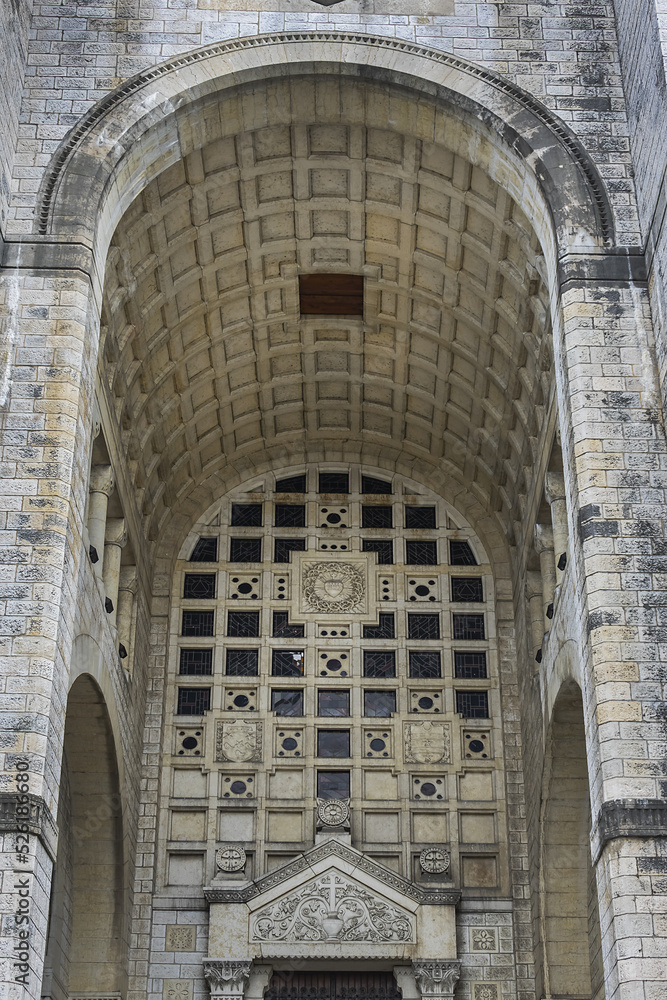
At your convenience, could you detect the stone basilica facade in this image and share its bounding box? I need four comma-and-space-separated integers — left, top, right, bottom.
1, 2, 667, 1000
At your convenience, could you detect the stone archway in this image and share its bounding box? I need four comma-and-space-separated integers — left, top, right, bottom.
539, 681, 604, 1000
41, 674, 126, 1000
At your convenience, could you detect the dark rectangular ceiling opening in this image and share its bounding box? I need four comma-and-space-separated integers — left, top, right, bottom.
299, 274, 364, 315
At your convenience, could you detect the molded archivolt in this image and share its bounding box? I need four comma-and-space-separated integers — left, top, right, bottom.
38, 33, 613, 253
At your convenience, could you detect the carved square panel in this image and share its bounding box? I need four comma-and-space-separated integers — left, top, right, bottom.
411, 774, 447, 801
463, 730, 493, 760
317, 649, 352, 677
275, 727, 304, 758
220, 773, 256, 799
228, 572, 262, 601
293, 553, 376, 622
174, 725, 204, 758
406, 575, 440, 603
409, 690, 444, 714
364, 729, 393, 759
223, 687, 258, 712
403, 721, 451, 763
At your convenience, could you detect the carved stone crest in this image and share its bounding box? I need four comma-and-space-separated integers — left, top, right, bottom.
215, 720, 262, 762
317, 797, 350, 828
404, 722, 451, 763
303, 561, 365, 613
251, 871, 414, 943
294, 553, 375, 621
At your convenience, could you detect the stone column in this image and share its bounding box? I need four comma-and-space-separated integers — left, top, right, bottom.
102, 518, 126, 625
116, 565, 138, 662
412, 961, 460, 1000
203, 960, 253, 1000
544, 472, 568, 586
526, 570, 545, 664
533, 523, 556, 629
87, 464, 114, 577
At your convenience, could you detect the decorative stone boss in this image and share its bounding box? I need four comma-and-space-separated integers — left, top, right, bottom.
203, 841, 461, 999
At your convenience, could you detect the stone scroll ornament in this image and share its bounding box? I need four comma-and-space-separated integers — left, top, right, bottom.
251, 871, 414, 943
302, 561, 366, 614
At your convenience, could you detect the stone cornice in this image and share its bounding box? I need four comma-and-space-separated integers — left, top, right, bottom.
0, 791, 58, 862
593, 799, 667, 861
204, 839, 460, 905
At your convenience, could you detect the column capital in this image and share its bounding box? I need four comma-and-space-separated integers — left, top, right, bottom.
412, 960, 460, 999
105, 517, 127, 548
89, 464, 114, 496
204, 960, 253, 1000
533, 523, 554, 554
525, 570, 543, 601
544, 471, 566, 506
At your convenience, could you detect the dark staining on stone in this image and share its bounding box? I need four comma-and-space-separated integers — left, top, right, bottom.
578, 503, 601, 525
580, 519, 619, 542
587, 610, 622, 633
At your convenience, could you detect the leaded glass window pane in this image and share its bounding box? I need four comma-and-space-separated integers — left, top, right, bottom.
317, 730, 350, 757
274, 538, 306, 563
362, 506, 392, 529
456, 690, 489, 718
405, 506, 436, 529
272, 649, 305, 676
319, 472, 349, 493
271, 689, 304, 716
177, 687, 211, 714
362, 539, 393, 564
405, 540, 438, 565
275, 504, 306, 527
275, 474, 307, 493
452, 614, 485, 640
449, 540, 477, 565
179, 648, 213, 675
408, 613, 440, 640
317, 770, 350, 799
361, 475, 392, 494
231, 503, 263, 527
225, 649, 259, 675
454, 651, 488, 678
182, 610, 214, 636
363, 614, 395, 639
227, 611, 260, 637
183, 573, 216, 599
318, 690, 350, 716
189, 537, 218, 562
272, 611, 305, 637
409, 651, 441, 678
451, 577, 483, 602
229, 537, 262, 562
363, 650, 396, 677
363, 690, 396, 716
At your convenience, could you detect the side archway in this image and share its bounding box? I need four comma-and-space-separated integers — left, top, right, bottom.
539, 680, 604, 1000
41, 673, 126, 1000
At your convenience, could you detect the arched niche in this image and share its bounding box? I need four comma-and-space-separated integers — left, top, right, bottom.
539, 680, 604, 1000
41, 673, 127, 1000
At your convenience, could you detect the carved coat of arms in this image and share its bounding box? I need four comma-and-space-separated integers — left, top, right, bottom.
404, 722, 451, 764
215, 720, 262, 762
302, 561, 365, 614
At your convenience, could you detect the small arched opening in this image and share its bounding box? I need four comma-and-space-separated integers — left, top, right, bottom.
41, 673, 126, 1000
540, 680, 604, 1000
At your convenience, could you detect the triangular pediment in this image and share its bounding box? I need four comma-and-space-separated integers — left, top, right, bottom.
250, 867, 415, 944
